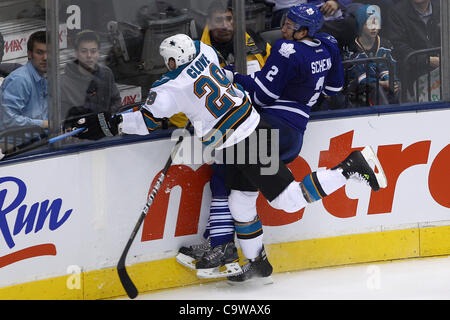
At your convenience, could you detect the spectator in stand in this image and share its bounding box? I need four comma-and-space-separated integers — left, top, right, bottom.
343, 4, 399, 106
268, 0, 306, 28
201, 0, 271, 70
0, 31, 23, 83
61, 30, 121, 121
0, 32, 4, 86
387, 0, 440, 100
317, 0, 359, 52
267, 0, 358, 52
0, 31, 48, 130
268, 0, 352, 28
0, 32, 3, 63
312, 0, 352, 21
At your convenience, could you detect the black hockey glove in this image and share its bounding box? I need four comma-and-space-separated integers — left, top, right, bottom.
64, 106, 121, 141
64, 106, 92, 130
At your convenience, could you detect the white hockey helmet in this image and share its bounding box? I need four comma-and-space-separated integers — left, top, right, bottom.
159, 34, 197, 70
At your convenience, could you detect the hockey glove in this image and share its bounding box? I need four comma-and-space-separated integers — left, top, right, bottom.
63, 106, 93, 131
64, 106, 121, 140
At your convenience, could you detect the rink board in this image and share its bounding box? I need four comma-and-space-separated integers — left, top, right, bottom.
0, 108, 449, 299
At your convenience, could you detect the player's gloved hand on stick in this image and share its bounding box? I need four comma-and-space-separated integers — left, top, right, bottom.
63, 106, 92, 130
64, 106, 121, 140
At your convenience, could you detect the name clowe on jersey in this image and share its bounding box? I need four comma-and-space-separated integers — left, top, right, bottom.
186, 54, 212, 79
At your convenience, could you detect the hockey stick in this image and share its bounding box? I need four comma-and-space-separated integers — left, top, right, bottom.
0, 127, 85, 161
0, 104, 144, 161
117, 120, 191, 299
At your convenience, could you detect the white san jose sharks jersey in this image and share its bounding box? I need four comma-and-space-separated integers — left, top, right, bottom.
120, 41, 260, 149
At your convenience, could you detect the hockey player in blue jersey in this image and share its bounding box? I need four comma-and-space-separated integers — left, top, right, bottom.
176, 4, 379, 284
232, 12, 344, 131
66, 28, 387, 285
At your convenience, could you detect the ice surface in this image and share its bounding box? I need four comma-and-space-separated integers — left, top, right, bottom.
118, 255, 450, 300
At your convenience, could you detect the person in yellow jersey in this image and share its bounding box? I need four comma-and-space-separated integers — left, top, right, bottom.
201, 0, 271, 70
168, 0, 271, 128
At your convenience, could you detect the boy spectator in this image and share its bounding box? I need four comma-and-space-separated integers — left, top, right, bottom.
61, 30, 121, 119
387, 0, 440, 99
343, 4, 399, 106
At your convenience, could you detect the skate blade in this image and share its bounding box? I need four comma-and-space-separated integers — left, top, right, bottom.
196, 262, 242, 279
361, 146, 387, 189
175, 253, 197, 270
227, 275, 274, 286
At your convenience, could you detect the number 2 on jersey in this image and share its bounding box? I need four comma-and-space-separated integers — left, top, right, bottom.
307, 76, 325, 107
194, 64, 237, 118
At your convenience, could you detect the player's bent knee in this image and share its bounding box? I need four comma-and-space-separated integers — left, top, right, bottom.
269, 181, 308, 213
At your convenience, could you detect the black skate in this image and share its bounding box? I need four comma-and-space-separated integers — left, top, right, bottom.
176, 238, 211, 270
227, 247, 273, 285
333, 146, 387, 191
195, 241, 242, 279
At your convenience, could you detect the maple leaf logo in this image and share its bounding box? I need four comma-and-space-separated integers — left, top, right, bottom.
279, 42, 296, 58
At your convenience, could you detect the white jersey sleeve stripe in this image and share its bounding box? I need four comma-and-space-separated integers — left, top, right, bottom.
275, 99, 296, 103
254, 77, 280, 100
253, 92, 266, 107
263, 105, 310, 119
324, 85, 342, 92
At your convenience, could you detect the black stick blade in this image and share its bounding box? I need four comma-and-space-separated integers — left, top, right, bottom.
117, 264, 138, 299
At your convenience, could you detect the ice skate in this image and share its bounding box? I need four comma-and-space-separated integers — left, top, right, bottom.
334, 146, 387, 191
196, 241, 242, 279
176, 238, 211, 270
227, 246, 273, 285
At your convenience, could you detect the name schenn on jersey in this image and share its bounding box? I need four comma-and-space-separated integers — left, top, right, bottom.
311, 58, 332, 74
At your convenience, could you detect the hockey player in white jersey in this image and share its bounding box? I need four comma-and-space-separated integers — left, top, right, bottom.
66, 31, 387, 285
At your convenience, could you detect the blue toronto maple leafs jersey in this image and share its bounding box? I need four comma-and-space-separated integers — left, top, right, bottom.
234, 33, 344, 132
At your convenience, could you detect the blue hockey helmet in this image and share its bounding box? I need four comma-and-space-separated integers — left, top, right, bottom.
286, 4, 323, 37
